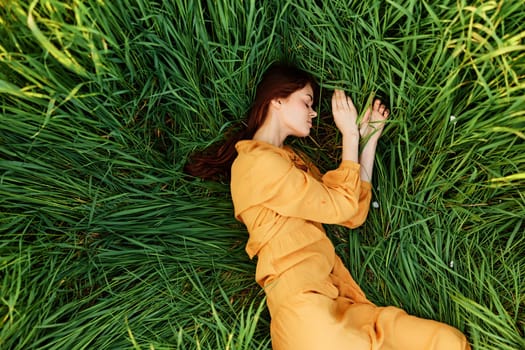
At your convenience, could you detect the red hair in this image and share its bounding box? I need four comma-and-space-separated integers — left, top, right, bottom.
185, 63, 317, 181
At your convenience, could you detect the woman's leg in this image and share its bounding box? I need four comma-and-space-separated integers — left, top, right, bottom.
376, 306, 470, 350
330, 255, 470, 349
343, 303, 470, 350
330, 255, 372, 304
270, 293, 373, 350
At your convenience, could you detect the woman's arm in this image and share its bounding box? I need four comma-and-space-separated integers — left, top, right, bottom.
359, 140, 377, 183
231, 147, 366, 225
359, 98, 390, 182
332, 90, 360, 163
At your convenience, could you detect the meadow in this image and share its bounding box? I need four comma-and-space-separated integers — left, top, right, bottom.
0, 0, 524, 349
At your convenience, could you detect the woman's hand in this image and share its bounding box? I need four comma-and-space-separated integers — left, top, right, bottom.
358, 98, 390, 182
332, 89, 360, 162
332, 89, 359, 137
359, 98, 390, 142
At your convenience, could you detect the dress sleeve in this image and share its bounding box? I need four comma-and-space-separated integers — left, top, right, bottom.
239, 149, 372, 228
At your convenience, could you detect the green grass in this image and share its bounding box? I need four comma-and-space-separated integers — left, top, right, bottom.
1, 0, 524, 349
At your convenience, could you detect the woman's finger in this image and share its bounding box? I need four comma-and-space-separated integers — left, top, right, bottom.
334, 89, 342, 109
340, 90, 350, 110
373, 98, 381, 110
332, 90, 338, 110
346, 95, 354, 109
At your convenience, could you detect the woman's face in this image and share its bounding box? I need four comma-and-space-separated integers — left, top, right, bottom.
277, 84, 317, 138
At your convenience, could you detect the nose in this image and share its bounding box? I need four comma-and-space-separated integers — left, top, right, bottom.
310, 109, 317, 118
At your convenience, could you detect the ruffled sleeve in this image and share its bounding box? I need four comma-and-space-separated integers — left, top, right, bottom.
231, 141, 371, 228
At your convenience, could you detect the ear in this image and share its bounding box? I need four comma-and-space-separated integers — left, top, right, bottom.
270, 98, 282, 109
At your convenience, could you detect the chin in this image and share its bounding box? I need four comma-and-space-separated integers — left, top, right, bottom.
292, 131, 310, 138
290, 127, 311, 138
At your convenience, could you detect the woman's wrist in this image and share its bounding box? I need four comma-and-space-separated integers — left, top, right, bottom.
341, 132, 359, 162
362, 133, 380, 148
341, 129, 360, 138
359, 138, 378, 182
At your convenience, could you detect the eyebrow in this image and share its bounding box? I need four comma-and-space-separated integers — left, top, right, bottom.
306, 94, 313, 101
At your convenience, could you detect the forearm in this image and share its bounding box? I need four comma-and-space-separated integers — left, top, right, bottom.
332, 89, 360, 164
341, 132, 359, 163
359, 138, 378, 182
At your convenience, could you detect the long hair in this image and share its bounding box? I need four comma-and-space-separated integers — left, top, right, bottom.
185, 63, 317, 181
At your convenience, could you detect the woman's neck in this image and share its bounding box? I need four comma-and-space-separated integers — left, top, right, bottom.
252, 113, 287, 147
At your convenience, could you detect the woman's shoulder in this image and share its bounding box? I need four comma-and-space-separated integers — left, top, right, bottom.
232, 140, 293, 174
234, 140, 295, 164
235, 140, 288, 156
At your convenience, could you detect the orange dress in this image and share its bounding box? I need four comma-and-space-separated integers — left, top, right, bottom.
230, 140, 470, 350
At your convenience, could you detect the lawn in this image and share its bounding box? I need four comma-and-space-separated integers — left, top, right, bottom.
0, 0, 524, 349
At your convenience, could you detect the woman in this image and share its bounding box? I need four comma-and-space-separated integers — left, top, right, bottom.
186, 63, 470, 349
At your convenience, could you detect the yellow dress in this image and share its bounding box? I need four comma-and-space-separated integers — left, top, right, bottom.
231, 140, 470, 350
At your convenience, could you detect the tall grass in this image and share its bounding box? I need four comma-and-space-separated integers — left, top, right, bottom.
1, 0, 524, 349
